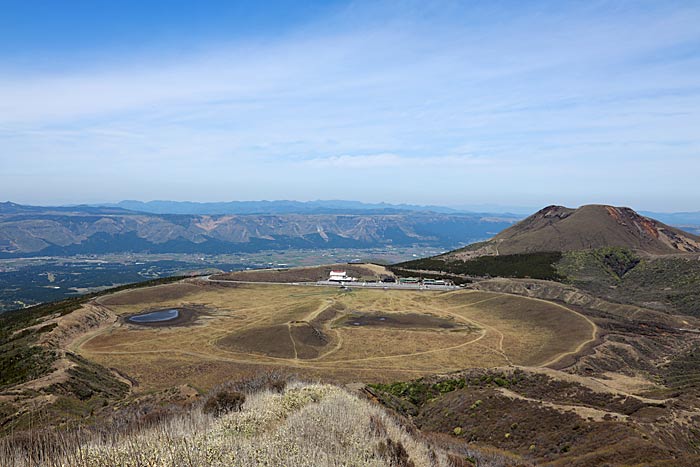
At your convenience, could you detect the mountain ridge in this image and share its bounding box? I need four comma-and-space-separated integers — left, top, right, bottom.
0, 202, 518, 257
97, 199, 469, 215
450, 204, 700, 258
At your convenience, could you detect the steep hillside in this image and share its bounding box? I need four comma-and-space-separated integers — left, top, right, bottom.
0, 203, 515, 257
466, 205, 700, 256
0, 277, 189, 434
1, 380, 519, 467
557, 248, 700, 316
393, 205, 700, 296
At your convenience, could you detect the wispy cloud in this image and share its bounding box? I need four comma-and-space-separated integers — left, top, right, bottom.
1, 1, 699, 209
303, 153, 488, 169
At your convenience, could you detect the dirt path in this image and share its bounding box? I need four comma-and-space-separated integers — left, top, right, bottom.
528, 296, 598, 368
497, 387, 628, 422
302, 298, 335, 322
425, 297, 514, 365
66, 303, 118, 353
79, 347, 443, 374
79, 292, 580, 371
310, 328, 344, 361
422, 292, 598, 368
519, 366, 670, 402
74, 284, 598, 387
300, 329, 487, 364
287, 322, 299, 360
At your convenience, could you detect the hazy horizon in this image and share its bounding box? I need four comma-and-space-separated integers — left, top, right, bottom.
3, 198, 698, 216
2, 1, 699, 211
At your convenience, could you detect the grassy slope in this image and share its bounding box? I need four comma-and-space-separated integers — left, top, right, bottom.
0, 276, 187, 389
0, 381, 519, 467
0, 276, 188, 433
370, 369, 700, 467
394, 244, 700, 317
557, 248, 700, 317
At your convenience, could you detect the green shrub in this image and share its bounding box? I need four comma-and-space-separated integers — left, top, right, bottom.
432, 378, 466, 393
393, 252, 564, 280
370, 377, 470, 406
0, 345, 56, 390
493, 377, 509, 387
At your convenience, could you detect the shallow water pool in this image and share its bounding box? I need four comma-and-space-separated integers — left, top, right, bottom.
128, 309, 179, 323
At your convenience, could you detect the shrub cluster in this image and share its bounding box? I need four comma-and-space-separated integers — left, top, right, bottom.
369, 371, 526, 410
393, 252, 564, 281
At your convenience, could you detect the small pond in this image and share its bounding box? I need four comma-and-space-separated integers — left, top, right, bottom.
128, 309, 180, 323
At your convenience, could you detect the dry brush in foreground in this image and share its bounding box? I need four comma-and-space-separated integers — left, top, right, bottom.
1, 381, 521, 467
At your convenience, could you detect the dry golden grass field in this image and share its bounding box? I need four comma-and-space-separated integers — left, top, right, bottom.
75, 281, 596, 392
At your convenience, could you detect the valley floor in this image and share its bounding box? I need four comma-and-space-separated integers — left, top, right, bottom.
2, 268, 700, 466
73, 281, 595, 389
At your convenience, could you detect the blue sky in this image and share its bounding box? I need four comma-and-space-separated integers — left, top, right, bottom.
1, 0, 699, 211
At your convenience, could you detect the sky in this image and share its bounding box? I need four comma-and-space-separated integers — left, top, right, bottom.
1, 0, 699, 212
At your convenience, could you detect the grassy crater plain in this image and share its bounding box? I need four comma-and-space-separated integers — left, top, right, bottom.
76, 281, 595, 392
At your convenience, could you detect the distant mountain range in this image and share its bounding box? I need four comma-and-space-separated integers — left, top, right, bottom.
0, 202, 519, 257
97, 199, 469, 215
94, 201, 700, 230
2, 200, 698, 258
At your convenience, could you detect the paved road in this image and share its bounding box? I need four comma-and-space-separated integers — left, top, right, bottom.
201, 276, 461, 291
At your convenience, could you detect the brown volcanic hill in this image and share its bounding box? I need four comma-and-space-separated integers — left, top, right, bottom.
458, 204, 700, 256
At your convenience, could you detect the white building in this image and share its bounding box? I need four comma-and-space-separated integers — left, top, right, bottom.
328, 270, 357, 282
